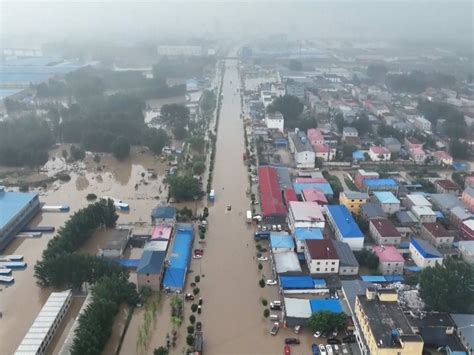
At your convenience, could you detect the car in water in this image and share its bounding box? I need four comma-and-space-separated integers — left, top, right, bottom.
270, 322, 280, 336
333, 344, 340, 353
285, 338, 300, 345
319, 344, 327, 355
326, 345, 334, 355
257, 256, 269, 261
226, 205, 232, 211
196, 321, 202, 331
313, 331, 322, 338
266, 279, 278, 286
184, 293, 194, 301
284, 345, 291, 355
312, 344, 319, 355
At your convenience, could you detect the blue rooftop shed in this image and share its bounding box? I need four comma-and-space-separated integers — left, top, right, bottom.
294, 228, 323, 253
280, 276, 315, 290
270, 234, 295, 252
162, 224, 193, 291
352, 150, 365, 161
325, 205, 364, 251
309, 299, 343, 313
293, 182, 333, 199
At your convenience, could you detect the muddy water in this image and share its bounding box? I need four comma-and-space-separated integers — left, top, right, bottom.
0, 148, 171, 355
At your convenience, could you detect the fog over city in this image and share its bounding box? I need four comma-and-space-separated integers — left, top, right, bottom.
2, 0, 473, 46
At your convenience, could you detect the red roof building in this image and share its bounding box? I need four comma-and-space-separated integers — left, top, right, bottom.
294, 177, 328, 184
435, 179, 460, 194
258, 167, 286, 222
283, 187, 298, 208
301, 188, 328, 205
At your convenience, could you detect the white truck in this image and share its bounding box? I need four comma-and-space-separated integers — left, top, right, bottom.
246, 210, 252, 223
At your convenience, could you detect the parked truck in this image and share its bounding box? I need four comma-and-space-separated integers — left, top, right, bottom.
246, 210, 252, 223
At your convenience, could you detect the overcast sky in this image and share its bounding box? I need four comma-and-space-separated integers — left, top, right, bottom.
1, 1, 473, 46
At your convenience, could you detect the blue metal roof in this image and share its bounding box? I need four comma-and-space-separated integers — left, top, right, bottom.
280, 276, 314, 289
293, 182, 333, 197
136, 251, 166, 274
373, 191, 400, 204
163, 224, 193, 290
312, 279, 327, 287
411, 237, 442, 258
151, 206, 176, 219
116, 259, 140, 269
364, 178, 397, 187
0, 191, 38, 230
309, 299, 342, 314
270, 234, 295, 249
294, 228, 323, 241
352, 150, 365, 161
326, 205, 364, 239
361, 275, 387, 283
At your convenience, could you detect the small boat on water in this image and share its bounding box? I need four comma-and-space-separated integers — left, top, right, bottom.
42, 205, 70, 212
0, 255, 23, 261
0, 261, 27, 269
102, 196, 130, 212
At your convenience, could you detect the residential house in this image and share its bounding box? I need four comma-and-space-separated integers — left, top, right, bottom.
396, 211, 418, 227
368, 146, 391, 161
435, 179, 460, 195
306, 128, 325, 145
354, 170, 379, 190
462, 187, 474, 213
373, 191, 400, 214
431, 193, 465, 213
410, 238, 443, 268
449, 206, 473, 229
412, 115, 432, 131
285, 79, 305, 100
457, 240, 474, 263
354, 288, 424, 355
411, 206, 437, 224
361, 203, 387, 221
304, 239, 339, 274
288, 131, 316, 169
273, 252, 302, 276
460, 219, 474, 241
151, 206, 177, 225
270, 233, 295, 253
339, 191, 370, 215
369, 218, 402, 246
363, 178, 399, 195
265, 111, 284, 133
342, 127, 358, 141
313, 143, 336, 161
301, 188, 328, 205
383, 137, 402, 153
293, 227, 323, 253
372, 245, 405, 275
137, 245, 167, 291
409, 146, 426, 164
331, 240, 359, 276
287, 201, 325, 232
325, 205, 364, 250
420, 222, 454, 248
403, 194, 432, 210
433, 151, 453, 166
450, 314, 474, 355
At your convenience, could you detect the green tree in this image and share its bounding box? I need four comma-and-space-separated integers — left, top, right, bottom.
308, 312, 348, 334
111, 136, 131, 160
193, 161, 206, 175
335, 113, 345, 133
189, 315, 196, 324
70, 145, 86, 161
187, 325, 195, 334
167, 175, 203, 201
145, 128, 169, 155
173, 125, 188, 140
186, 335, 194, 346
355, 249, 379, 270
161, 104, 190, 128
267, 95, 304, 128
154, 347, 169, 355
449, 140, 470, 159
419, 258, 474, 313
263, 309, 270, 318
259, 279, 265, 288
289, 59, 303, 71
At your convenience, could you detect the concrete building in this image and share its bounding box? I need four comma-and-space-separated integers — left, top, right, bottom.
285, 79, 305, 100
258, 166, 287, 224
458, 240, 474, 264
270, 233, 295, 253
368, 146, 391, 161
0, 187, 40, 250
355, 170, 379, 190
420, 222, 454, 248
373, 191, 400, 215
332, 240, 359, 276
372, 245, 405, 275
403, 194, 432, 210
363, 178, 399, 195
449, 206, 473, 229
354, 288, 424, 355
287, 201, 325, 232
293, 228, 323, 253
313, 143, 336, 161
460, 219, 474, 241
361, 203, 387, 221
410, 238, 443, 269
340, 191, 370, 216
409, 146, 427, 164
325, 205, 364, 250
307, 128, 325, 146
431, 193, 465, 213
369, 218, 402, 246
284, 298, 312, 328
342, 126, 358, 140
462, 187, 474, 213
304, 239, 339, 274
265, 111, 284, 133
411, 206, 437, 224
435, 179, 460, 195
137, 242, 167, 291
433, 151, 454, 166
288, 131, 316, 169
450, 314, 474, 355
97, 228, 130, 259
412, 115, 432, 131
273, 251, 302, 276
301, 188, 328, 205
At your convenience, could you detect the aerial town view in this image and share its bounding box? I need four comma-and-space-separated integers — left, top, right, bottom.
0, 1, 473, 355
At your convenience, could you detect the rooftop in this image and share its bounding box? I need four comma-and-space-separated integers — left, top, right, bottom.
100, 228, 130, 250
396, 211, 418, 225
362, 203, 386, 219
294, 227, 323, 241
0, 189, 38, 231
370, 218, 401, 237
422, 222, 451, 238
370, 146, 390, 155
450, 313, 474, 351
258, 166, 286, 217
435, 179, 459, 191
151, 206, 176, 220
372, 245, 404, 263
464, 186, 474, 198
294, 182, 333, 196
270, 234, 295, 249
450, 206, 473, 221
284, 298, 312, 319
137, 250, 166, 274
288, 131, 314, 153
301, 189, 328, 204
306, 239, 338, 260
326, 205, 364, 239
430, 193, 464, 211
343, 126, 358, 135
373, 191, 400, 204
274, 251, 302, 274
412, 205, 436, 216
289, 201, 325, 222
364, 178, 398, 188
406, 194, 432, 207
411, 238, 442, 258
331, 240, 359, 267
342, 191, 370, 200
357, 294, 421, 349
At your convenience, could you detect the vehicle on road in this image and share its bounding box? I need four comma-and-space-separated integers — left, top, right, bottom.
185, 293, 194, 301
246, 210, 252, 223
270, 322, 280, 336
257, 256, 269, 261
270, 303, 282, 311
270, 314, 280, 321
285, 338, 300, 345
208, 189, 215, 202
284, 345, 291, 355
319, 344, 327, 355
313, 331, 322, 338
266, 279, 277, 286
196, 321, 202, 331
294, 325, 301, 334
312, 344, 319, 355
277, 224, 283, 231
326, 345, 334, 355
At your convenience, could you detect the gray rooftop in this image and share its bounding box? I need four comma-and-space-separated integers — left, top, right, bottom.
361, 203, 386, 219
341, 280, 371, 312
430, 193, 464, 212
449, 206, 473, 221
396, 211, 418, 225
343, 191, 370, 200
450, 313, 474, 352
332, 240, 359, 267
288, 132, 313, 153
102, 229, 129, 250
358, 294, 421, 349
273, 251, 302, 274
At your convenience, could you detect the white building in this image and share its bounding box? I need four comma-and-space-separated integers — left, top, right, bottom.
265, 111, 284, 133
304, 239, 339, 274
411, 205, 437, 224
368, 146, 391, 161
412, 115, 432, 131
288, 201, 325, 232
342, 127, 358, 140
260, 90, 275, 108
410, 238, 443, 268
313, 144, 337, 162
403, 194, 432, 209
373, 191, 400, 215
458, 240, 474, 264
288, 131, 316, 169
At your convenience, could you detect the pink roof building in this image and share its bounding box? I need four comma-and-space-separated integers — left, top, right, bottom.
433, 151, 453, 165
372, 245, 405, 275
409, 146, 426, 163
307, 128, 325, 145
301, 188, 328, 205
295, 177, 328, 184
151, 224, 173, 240
370, 146, 390, 155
